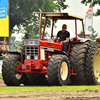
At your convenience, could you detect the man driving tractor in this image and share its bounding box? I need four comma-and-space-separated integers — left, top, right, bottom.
55, 24, 70, 52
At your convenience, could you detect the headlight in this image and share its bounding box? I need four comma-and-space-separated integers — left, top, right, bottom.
34, 55, 38, 60
26, 55, 31, 59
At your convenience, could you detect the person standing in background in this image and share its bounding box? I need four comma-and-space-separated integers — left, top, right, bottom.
15, 47, 18, 52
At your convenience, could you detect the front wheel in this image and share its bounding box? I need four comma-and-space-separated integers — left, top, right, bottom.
2, 54, 27, 86
47, 55, 70, 86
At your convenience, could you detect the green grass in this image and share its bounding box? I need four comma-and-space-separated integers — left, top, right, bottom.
0, 73, 2, 79
0, 85, 100, 93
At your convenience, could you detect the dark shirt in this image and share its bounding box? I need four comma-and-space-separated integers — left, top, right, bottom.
0, 50, 3, 56
0, 50, 4, 60
3, 51, 6, 55
57, 30, 70, 41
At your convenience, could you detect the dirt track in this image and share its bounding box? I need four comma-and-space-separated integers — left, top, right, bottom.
0, 79, 100, 100
0, 79, 6, 87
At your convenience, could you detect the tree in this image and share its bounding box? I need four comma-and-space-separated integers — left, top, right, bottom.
78, 29, 99, 41
10, 0, 68, 33
10, 36, 16, 51
10, 36, 24, 51
81, 0, 100, 16
9, 0, 68, 49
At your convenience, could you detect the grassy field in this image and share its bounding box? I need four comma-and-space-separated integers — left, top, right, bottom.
0, 73, 2, 79
0, 85, 100, 93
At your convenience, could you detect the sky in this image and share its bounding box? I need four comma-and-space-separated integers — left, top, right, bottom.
48, 0, 100, 38
66, 0, 100, 36
14, 0, 100, 40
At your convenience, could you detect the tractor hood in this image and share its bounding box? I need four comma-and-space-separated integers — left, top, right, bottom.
39, 39, 62, 50
24, 39, 62, 50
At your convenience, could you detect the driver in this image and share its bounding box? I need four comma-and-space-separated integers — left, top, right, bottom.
55, 24, 70, 52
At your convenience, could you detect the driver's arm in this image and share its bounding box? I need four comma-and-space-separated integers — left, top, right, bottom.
63, 38, 69, 43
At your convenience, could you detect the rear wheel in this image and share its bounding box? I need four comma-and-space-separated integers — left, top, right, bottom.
86, 42, 100, 85
70, 42, 90, 85
47, 55, 70, 86
2, 54, 27, 86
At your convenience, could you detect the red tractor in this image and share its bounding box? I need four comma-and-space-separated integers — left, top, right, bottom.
2, 10, 100, 86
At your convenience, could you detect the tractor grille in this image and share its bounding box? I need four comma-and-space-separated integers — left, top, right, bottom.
24, 39, 39, 45
26, 47, 39, 60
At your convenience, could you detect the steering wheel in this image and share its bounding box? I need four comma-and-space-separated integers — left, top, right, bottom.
54, 38, 62, 42
52, 35, 61, 42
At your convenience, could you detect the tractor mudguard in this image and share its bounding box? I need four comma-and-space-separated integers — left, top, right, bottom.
7, 51, 24, 63
53, 51, 69, 57
79, 38, 90, 43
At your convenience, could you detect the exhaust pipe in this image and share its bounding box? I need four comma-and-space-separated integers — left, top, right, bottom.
39, 9, 42, 40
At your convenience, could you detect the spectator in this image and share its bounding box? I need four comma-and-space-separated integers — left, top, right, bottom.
2, 47, 7, 56
0, 46, 6, 59
2, 47, 7, 57
15, 47, 18, 52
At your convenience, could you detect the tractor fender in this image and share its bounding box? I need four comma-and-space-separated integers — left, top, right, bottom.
7, 51, 23, 63
53, 51, 69, 58
79, 38, 91, 43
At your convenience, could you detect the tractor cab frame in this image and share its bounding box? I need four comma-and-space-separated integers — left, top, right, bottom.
39, 11, 86, 40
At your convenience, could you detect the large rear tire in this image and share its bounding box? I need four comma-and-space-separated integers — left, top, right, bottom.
27, 74, 49, 86
70, 42, 90, 85
47, 54, 70, 86
2, 54, 27, 86
86, 42, 100, 85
